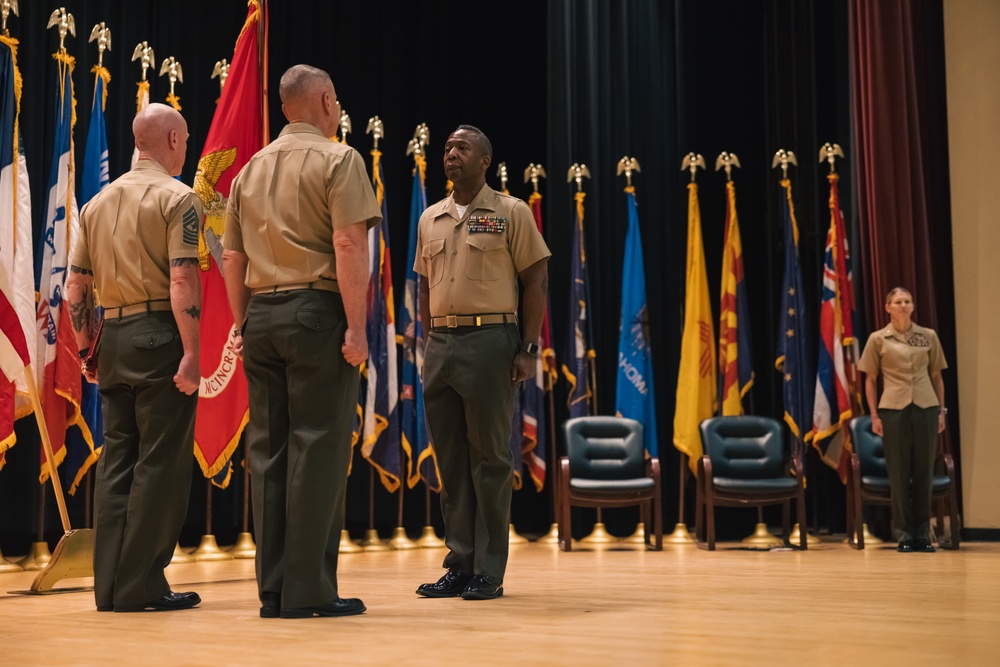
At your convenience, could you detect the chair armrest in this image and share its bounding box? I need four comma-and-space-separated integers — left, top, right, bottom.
647, 457, 661, 483
791, 453, 805, 484
698, 455, 712, 482
939, 451, 956, 482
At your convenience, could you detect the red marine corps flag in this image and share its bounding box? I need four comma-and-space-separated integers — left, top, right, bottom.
192, 0, 268, 485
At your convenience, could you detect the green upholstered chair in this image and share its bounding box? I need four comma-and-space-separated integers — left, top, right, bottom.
696, 416, 806, 550
559, 416, 662, 552
846, 415, 960, 549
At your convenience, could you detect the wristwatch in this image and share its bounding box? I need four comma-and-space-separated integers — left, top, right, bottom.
521, 341, 539, 356
939, 407, 948, 415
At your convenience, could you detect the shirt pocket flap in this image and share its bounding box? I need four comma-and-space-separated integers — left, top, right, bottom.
421, 237, 446, 260
466, 234, 506, 252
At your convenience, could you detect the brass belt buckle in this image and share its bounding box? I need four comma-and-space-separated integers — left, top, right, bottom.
446, 315, 458, 328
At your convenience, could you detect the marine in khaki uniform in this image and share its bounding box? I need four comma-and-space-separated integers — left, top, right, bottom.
858, 287, 948, 552
66, 103, 202, 613
414, 126, 550, 600
222, 65, 380, 619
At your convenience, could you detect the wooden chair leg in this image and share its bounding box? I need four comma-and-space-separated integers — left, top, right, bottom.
705, 484, 716, 551
947, 485, 961, 550
695, 474, 704, 547
653, 489, 663, 551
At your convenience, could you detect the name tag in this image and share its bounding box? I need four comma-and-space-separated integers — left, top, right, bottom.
467, 216, 506, 233
908, 333, 930, 347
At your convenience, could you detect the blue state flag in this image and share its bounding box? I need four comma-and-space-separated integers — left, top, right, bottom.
399, 158, 438, 491
614, 188, 658, 456
62, 66, 111, 494
774, 179, 813, 446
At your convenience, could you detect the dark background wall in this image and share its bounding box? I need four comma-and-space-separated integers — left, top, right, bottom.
2, 0, 945, 553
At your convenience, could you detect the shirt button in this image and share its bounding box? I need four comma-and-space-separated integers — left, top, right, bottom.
450, 277, 455, 282
453, 250, 457, 255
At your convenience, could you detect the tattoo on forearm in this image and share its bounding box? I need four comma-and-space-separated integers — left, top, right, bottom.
183, 305, 201, 320
170, 257, 199, 268
70, 265, 94, 276
70, 293, 93, 335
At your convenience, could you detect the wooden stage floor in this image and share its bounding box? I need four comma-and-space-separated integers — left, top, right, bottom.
2, 536, 999, 666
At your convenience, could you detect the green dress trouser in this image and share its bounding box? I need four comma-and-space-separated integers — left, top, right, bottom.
879, 404, 939, 542
93, 311, 196, 609
423, 323, 519, 580
243, 290, 358, 608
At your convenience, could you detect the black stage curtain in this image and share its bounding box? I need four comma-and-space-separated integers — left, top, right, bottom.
0, 0, 954, 552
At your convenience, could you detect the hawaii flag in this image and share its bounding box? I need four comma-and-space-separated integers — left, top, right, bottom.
400, 156, 438, 490
806, 173, 859, 481
718, 181, 753, 416
673, 183, 716, 474
192, 1, 267, 486
0, 35, 35, 470
615, 186, 658, 456
519, 190, 551, 490
34, 45, 84, 483
360, 149, 401, 491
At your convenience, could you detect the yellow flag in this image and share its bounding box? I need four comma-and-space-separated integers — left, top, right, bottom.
673, 183, 717, 474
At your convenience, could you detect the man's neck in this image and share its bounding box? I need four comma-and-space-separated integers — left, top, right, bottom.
452, 180, 485, 206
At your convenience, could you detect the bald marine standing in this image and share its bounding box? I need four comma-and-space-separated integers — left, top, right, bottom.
222, 64, 381, 619
66, 102, 203, 613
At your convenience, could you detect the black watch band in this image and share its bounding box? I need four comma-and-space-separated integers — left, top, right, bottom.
522, 341, 539, 356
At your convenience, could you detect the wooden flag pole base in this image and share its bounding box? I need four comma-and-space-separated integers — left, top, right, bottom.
22, 365, 95, 593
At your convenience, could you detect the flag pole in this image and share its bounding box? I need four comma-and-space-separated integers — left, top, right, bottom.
667, 153, 710, 545
24, 363, 97, 592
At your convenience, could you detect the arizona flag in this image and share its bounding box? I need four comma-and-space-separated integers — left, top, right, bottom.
806, 173, 859, 481
192, 0, 266, 486
0, 35, 36, 469
400, 156, 438, 491
718, 181, 753, 416
360, 149, 401, 491
673, 183, 716, 474
775, 178, 812, 445
562, 191, 595, 419
61, 62, 112, 493
615, 187, 658, 456
34, 44, 85, 484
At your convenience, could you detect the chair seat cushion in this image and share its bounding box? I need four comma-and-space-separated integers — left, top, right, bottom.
570, 478, 655, 492
863, 475, 951, 492
713, 477, 798, 493
861, 476, 891, 490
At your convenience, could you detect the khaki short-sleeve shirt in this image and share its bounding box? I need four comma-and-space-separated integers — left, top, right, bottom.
223, 122, 381, 290
73, 159, 201, 308
413, 184, 551, 316
857, 323, 948, 409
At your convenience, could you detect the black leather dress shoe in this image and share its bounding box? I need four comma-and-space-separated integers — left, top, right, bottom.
280, 597, 366, 618
416, 567, 472, 598
114, 591, 201, 612
897, 539, 914, 553
914, 538, 936, 553
461, 575, 503, 600
260, 592, 281, 618
96, 605, 113, 612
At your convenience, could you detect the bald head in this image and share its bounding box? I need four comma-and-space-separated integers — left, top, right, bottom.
133, 103, 189, 176
279, 64, 339, 136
